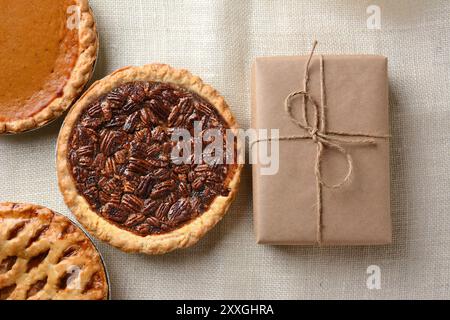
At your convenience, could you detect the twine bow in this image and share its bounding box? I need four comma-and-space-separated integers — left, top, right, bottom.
254, 41, 390, 244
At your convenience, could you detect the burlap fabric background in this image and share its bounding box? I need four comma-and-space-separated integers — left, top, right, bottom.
1, 0, 449, 299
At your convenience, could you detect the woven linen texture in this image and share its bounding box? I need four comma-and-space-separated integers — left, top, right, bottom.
0, 0, 449, 299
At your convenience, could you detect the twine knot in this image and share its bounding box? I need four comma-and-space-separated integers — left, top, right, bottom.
309, 128, 319, 142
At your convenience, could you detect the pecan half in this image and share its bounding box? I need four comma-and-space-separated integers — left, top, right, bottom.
167, 198, 191, 222
124, 214, 146, 228
121, 194, 144, 213
150, 180, 176, 199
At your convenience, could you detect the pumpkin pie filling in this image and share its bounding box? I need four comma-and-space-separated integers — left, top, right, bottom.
0, 0, 79, 122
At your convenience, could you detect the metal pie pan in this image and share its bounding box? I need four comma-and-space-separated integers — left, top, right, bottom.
62, 211, 112, 300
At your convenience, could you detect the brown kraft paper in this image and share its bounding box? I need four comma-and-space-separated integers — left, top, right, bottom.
251, 53, 391, 245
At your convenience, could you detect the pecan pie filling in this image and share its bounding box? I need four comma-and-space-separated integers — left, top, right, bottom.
68, 82, 237, 236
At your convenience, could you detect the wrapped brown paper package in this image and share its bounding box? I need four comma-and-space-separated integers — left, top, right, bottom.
251, 54, 392, 245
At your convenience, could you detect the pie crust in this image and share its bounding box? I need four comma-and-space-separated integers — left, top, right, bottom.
57, 64, 243, 254
0, 0, 98, 134
0, 202, 108, 300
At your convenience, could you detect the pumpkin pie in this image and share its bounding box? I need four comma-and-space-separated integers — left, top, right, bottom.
0, 0, 98, 134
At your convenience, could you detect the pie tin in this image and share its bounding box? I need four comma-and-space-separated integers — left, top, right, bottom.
61, 212, 112, 300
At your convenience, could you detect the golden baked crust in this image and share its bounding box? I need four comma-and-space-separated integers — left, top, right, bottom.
57, 64, 243, 254
0, 0, 98, 134
0, 202, 108, 300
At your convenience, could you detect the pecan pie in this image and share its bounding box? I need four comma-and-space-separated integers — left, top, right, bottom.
57, 64, 243, 254
0, 203, 108, 300
0, 0, 98, 134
